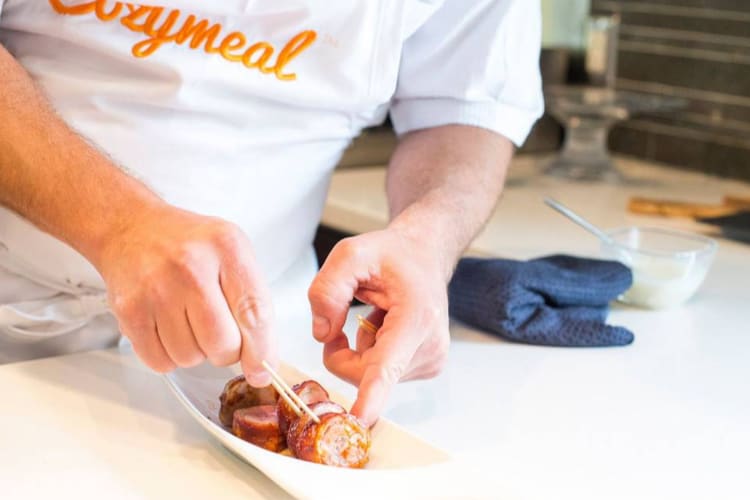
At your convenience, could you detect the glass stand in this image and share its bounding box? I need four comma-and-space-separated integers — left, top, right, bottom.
544, 115, 623, 182
543, 86, 685, 183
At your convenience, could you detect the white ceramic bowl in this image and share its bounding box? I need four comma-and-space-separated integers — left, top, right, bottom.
600, 226, 718, 309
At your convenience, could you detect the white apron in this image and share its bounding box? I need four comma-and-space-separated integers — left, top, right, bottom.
0, 0, 437, 362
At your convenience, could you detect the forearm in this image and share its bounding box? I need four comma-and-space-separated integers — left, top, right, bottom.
0, 44, 163, 267
386, 124, 514, 280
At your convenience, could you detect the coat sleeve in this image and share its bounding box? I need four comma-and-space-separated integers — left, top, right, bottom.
390, 0, 545, 146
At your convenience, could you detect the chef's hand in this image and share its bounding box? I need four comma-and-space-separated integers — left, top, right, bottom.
308, 229, 450, 426
96, 205, 276, 386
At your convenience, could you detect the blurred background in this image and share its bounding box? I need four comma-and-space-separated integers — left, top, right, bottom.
337, 0, 750, 181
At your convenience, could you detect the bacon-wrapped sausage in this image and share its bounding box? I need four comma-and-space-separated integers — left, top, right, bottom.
219, 375, 278, 427
277, 380, 329, 437
290, 412, 371, 468
232, 405, 285, 452
286, 400, 345, 452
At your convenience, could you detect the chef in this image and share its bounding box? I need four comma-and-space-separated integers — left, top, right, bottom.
0, 0, 542, 425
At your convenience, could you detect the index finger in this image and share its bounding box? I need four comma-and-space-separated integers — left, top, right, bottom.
325, 310, 423, 426
219, 244, 276, 387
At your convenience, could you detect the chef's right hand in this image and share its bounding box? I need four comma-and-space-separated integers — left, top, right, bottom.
94, 205, 276, 386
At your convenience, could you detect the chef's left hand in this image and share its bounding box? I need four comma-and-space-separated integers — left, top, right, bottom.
308, 228, 450, 426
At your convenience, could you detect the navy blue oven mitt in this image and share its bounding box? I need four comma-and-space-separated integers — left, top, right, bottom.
448, 255, 634, 347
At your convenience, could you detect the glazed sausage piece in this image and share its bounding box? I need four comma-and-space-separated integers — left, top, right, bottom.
286, 400, 345, 452
232, 405, 285, 452
291, 412, 371, 468
219, 375, 279, 427
277, 380, 329, 436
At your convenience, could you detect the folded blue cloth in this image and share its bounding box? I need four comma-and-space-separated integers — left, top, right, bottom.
448, 255, 634, 347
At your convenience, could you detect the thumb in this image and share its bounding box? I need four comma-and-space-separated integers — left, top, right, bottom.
580, 323, 634, 347
308, 238, 370, 343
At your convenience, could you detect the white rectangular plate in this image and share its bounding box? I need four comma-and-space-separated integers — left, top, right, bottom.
165, 363, 459, 499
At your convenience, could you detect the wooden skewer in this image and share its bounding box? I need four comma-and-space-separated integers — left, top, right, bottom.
268, 378, 302, 418
356, 315, 378, 335
262, 360, 320, 424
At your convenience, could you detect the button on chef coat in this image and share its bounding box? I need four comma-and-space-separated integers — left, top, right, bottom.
0, 0, 544, 362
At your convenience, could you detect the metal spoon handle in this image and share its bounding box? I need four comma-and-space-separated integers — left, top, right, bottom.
544, 197, 613, 243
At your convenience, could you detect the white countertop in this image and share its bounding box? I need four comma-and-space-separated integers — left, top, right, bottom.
323, 155, 750, 259
2, 155, 749, 499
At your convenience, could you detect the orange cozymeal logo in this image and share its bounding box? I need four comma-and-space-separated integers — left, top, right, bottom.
49, 0, 318, 81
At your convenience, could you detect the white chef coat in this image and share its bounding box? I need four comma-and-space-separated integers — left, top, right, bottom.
0, 0, 543, 363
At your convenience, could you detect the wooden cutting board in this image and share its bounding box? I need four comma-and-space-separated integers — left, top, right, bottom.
628, 195, 750, 218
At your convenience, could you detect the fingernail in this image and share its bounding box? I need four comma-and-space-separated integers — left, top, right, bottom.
353, 405, 378, 429
240, 308, 258, 330
246, 370, 271, 388
361, 414, 379, 429
312, 315, 330, 340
